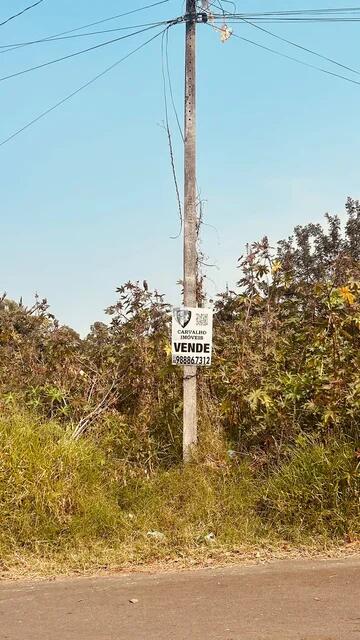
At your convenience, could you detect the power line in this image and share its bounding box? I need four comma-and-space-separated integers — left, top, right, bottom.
0, 21, 172, 53
163, 24, 204, 243
3, 0, 172, 54
214, 16, 360, 23
0, 23, 170, 84
220, 16, 360, 22
216, 7, 360, 18
161, 27, 183, 237
207, 0, 236, 23
55, 0, 172, 33
206, 3, 360, 81
0, 0, 45, 28
208, 0, 228, 16
0, 26, 169, 148
210, 7, 360, 23
165, 27, 184, 141
217, 0, 237, 12
245, 7, 360, 16
209, 23, 360, 88
235, 17, 360, 78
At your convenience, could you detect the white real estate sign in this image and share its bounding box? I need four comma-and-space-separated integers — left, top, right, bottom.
171, 307, 213, 366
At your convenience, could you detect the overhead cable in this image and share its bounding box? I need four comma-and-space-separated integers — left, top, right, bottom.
0, 21, 171, 53
238, 17, 360, 77
0, 23, 169, 84
0, 0, 45, 28
3, 0, 172, 54
0, 26, 169, 147
209, 23, 360, 88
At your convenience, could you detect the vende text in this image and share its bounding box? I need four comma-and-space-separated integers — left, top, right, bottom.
173, 343, 210, 353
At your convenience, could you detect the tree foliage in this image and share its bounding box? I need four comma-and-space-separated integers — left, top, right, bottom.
1, 199, 360, 469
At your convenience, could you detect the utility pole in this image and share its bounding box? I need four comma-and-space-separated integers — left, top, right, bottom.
183, 0, 197, 462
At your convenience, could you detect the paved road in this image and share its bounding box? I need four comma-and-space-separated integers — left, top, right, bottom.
0, 558, 359, 639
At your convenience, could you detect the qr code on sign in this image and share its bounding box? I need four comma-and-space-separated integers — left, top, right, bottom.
196, 313, 208, 327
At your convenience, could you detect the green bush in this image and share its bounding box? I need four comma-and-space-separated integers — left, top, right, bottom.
261, 438, 360, 540
2, 200, 360, 575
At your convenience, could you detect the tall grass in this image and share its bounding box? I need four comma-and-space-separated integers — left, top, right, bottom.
122, 462, 264, 555
0, 412, 120, 559
261, 437, 360, 541
0, 411, 358, 575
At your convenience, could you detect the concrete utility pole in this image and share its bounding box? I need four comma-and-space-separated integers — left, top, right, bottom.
183, 0, 197, 462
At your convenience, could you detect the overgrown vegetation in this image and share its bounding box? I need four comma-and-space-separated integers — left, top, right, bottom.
0, 199, 359, 575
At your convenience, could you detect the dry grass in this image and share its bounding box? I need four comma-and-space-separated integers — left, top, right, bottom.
0, 412, 358, 580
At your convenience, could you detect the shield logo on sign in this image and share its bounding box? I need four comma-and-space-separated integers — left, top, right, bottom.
175, 308, 191, 328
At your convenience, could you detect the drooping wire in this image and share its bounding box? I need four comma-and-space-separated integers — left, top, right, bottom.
208, 0, 227, 18
161, 27, 183, 237
0, 26, 170, 148
0, 22, 170, 84
219, 0, 237, 12
0, 0, 45, 28
163, 22, 208, 249
208, 23, 360, 88
165, 27, 184, 142
212, 0, 237, 18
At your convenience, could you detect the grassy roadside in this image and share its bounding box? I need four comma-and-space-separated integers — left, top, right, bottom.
3, 540, 360, 582
0, 411, 358, 580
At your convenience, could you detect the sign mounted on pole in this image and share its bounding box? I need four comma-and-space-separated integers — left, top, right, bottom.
171, 307, 213, 366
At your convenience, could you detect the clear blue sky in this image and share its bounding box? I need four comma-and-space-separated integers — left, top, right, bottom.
1, 0, 359, 334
